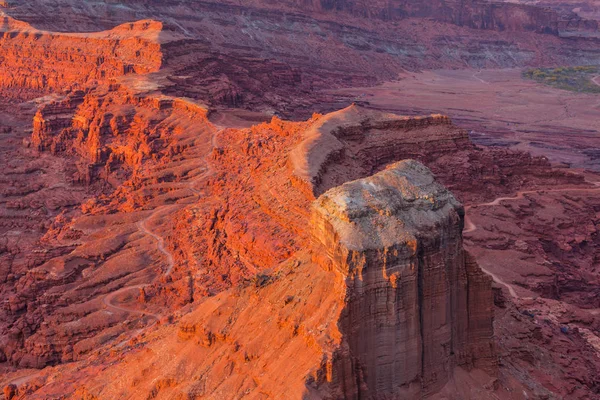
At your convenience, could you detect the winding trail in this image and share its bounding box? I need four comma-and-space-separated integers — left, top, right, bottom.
472, 71, 489, 85
481, 267, 518, 299
464, 181, 600, 299
593, 75, 600, 87
102, 284, 159, 319
101, 128, 222, 320
137, 219, 175, 276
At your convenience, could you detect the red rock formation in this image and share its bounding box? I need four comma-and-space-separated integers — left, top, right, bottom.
3, 384, 16, 400
0, 85, 216, 368
31, 85, 211, 188
310, 160, 496, 398
0, 0, 598, 395
289, 105, 584, 203
3, 1, 600, 119
1, 91, 598, 397
0, 16, 163, 99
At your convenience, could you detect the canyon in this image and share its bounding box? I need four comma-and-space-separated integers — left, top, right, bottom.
4, 0, 600, 117
0, 0, 599, 399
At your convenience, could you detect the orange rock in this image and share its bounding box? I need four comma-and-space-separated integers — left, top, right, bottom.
3, 384, 17, 400
0, 17, 162, 99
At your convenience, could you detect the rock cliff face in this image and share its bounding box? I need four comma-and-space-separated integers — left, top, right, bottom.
290, 105, 582, 203
310, 160, 496, 398
30, 85, 210, 186
298, 0, 600, 34
0, 16, 163, 99
5, 0, 599, 36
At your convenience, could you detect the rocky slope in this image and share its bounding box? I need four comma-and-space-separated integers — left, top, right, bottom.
0, 83, 218, 369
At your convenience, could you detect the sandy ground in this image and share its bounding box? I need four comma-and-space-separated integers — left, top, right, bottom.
331, 69, 600, 170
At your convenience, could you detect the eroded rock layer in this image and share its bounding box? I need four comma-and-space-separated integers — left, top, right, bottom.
311, 160, 495, 398
290, 105, 583, 203
0, 16, 163, 99
3, 1, 600, 118
2, 85, 599, 397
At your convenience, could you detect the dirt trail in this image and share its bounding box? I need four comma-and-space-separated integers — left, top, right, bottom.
464, 181, 600, 299
465, 182, 600, 234
188, 128, 221, 195
137, 219, 175, 276
479, 266, 519, 298
472, 71, 489, 85
102, 128, 221, 320
2, 370, 42, 388
102, 284, 160, 319
593, 75, 600, 87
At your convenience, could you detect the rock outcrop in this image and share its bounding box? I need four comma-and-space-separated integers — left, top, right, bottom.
311, 160, 496, 398
1, 88, 597, 397
290, 105, 583, 203
0, 15, 163, 99
31, 84, 210, 186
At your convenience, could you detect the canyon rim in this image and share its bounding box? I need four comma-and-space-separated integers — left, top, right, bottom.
0, 1, 600, 399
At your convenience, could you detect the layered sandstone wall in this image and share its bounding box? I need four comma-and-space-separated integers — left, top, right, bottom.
311, 160, 496, 398
289, 105, 582, 205
234, 0, 599, 34
0, 16, 163, 98
289, 105, 459, 197
11, 0, 595, 36
30, 85, 210, 186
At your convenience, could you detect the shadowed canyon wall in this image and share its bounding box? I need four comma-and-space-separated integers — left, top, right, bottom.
284, 0, 600, 34
4, 0, 599, 35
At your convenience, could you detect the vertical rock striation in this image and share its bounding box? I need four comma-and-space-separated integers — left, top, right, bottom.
0, 16, 163, 99
311, 160, 496, 399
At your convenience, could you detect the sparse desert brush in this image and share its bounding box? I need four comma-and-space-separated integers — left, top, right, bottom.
524, 65, 600, 93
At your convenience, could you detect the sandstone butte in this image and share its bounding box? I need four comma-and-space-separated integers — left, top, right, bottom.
0, 5, 599, 400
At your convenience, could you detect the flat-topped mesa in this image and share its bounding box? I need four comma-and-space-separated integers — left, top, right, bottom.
289, 104, 465, 198
311, 160, 496, 399
0, 16, 165, 98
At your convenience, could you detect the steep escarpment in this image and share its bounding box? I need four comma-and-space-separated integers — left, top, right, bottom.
310, 160, 496, 398
324, 0, 599, 35
30, 85, 210, 187
0, 16, 163, 99
5, 0, 599, 36
291, 105, 585, 202
227, 0, 600, 36
3, 1, 600, 117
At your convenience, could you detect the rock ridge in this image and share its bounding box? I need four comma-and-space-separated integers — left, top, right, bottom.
289, 105, 455, 197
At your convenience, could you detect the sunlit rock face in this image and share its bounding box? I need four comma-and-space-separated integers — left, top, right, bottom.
312, 160, 496, 399
0, 16, 163, 99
